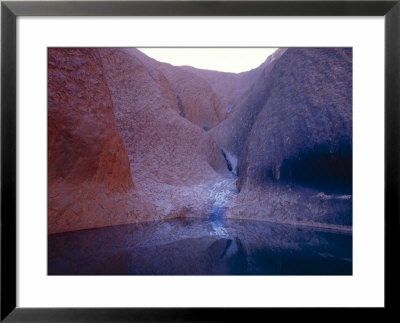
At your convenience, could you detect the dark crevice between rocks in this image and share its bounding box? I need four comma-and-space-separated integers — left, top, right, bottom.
220, 239, 232, 259
177, 95, 185, 117
221, 150, 233, 172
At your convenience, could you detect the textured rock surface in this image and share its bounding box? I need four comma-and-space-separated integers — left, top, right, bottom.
210, 48, 352, 226
208, 49, 286, 163
237, 48, 352, 193
49, 48, 230, 233
131, 49, 227, 128
210, 48, 352, 190
48, 47, 352, 234
182, 55, 273, 114
99, 48, 229, 220
48, 48, 136, 233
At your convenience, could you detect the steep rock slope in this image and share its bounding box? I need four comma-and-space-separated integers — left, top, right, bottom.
209, 48, 287, 174
211, 48, 353, 227
132, 49, 227, 128
99, 48, 229, 218
48, 48, 136, 234
237, 48, 352, 192
48, 47, 231, 234
182, 55, 274, 114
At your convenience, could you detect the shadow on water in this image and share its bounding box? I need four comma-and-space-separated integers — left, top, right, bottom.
48, 217, 352, 275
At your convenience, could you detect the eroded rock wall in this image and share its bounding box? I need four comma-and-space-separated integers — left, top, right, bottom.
131, 49, 227, 129
209, 49, 287, 167
98, 48, 227, 186
48, 48, 136, 233
237, 48, 352, 193
182, 54, 275, 114
211, 48, 353, 227
98, 48, 229, 221
48, 48, 230, 233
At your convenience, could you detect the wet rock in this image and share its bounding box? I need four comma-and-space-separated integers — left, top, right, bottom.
225, 185, 352, 227
210, 48, 352, 226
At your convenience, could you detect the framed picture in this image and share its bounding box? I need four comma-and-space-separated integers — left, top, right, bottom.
1, 0, 399, 321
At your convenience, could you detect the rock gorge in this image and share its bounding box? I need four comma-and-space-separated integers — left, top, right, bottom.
48, 47, 352, 234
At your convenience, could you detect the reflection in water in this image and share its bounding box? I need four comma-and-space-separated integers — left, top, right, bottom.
48, 218, 352, 275
207, 175, 238, 238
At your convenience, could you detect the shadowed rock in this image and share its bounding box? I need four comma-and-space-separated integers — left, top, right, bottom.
238, 48, 352, 193
209, 48, 352, 226
209, 49, 287, 165
210, 48, 352, 193
182, 57, 272, 113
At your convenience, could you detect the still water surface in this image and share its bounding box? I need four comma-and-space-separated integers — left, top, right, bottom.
48, 217, 352, 275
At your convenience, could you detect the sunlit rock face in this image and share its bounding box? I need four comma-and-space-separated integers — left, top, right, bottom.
130, 49, 227, 128
48, 48, 136, 234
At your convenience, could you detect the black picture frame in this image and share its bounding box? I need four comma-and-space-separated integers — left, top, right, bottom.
1, 0, 399, 321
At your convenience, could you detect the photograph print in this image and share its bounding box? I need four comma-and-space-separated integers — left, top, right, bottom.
48, 47, 352, 275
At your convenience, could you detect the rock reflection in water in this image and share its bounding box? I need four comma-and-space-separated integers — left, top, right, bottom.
48, 218, 352, 275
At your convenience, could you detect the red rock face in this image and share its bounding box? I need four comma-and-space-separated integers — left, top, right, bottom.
98, 48, 227, 185
48, 47, 352, 234
48, 48, 230, 234
131, 49, 227, 128
98, 48, 229, 219
48, 48, 135, 233
155, 64, 227, 128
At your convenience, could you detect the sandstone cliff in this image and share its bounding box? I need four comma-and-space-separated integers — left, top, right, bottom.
48, 48, 229, 234
48, 47, 352, 234
131, 49, 227, 128
98, 48, 229, 220
48, 48, 136, 233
